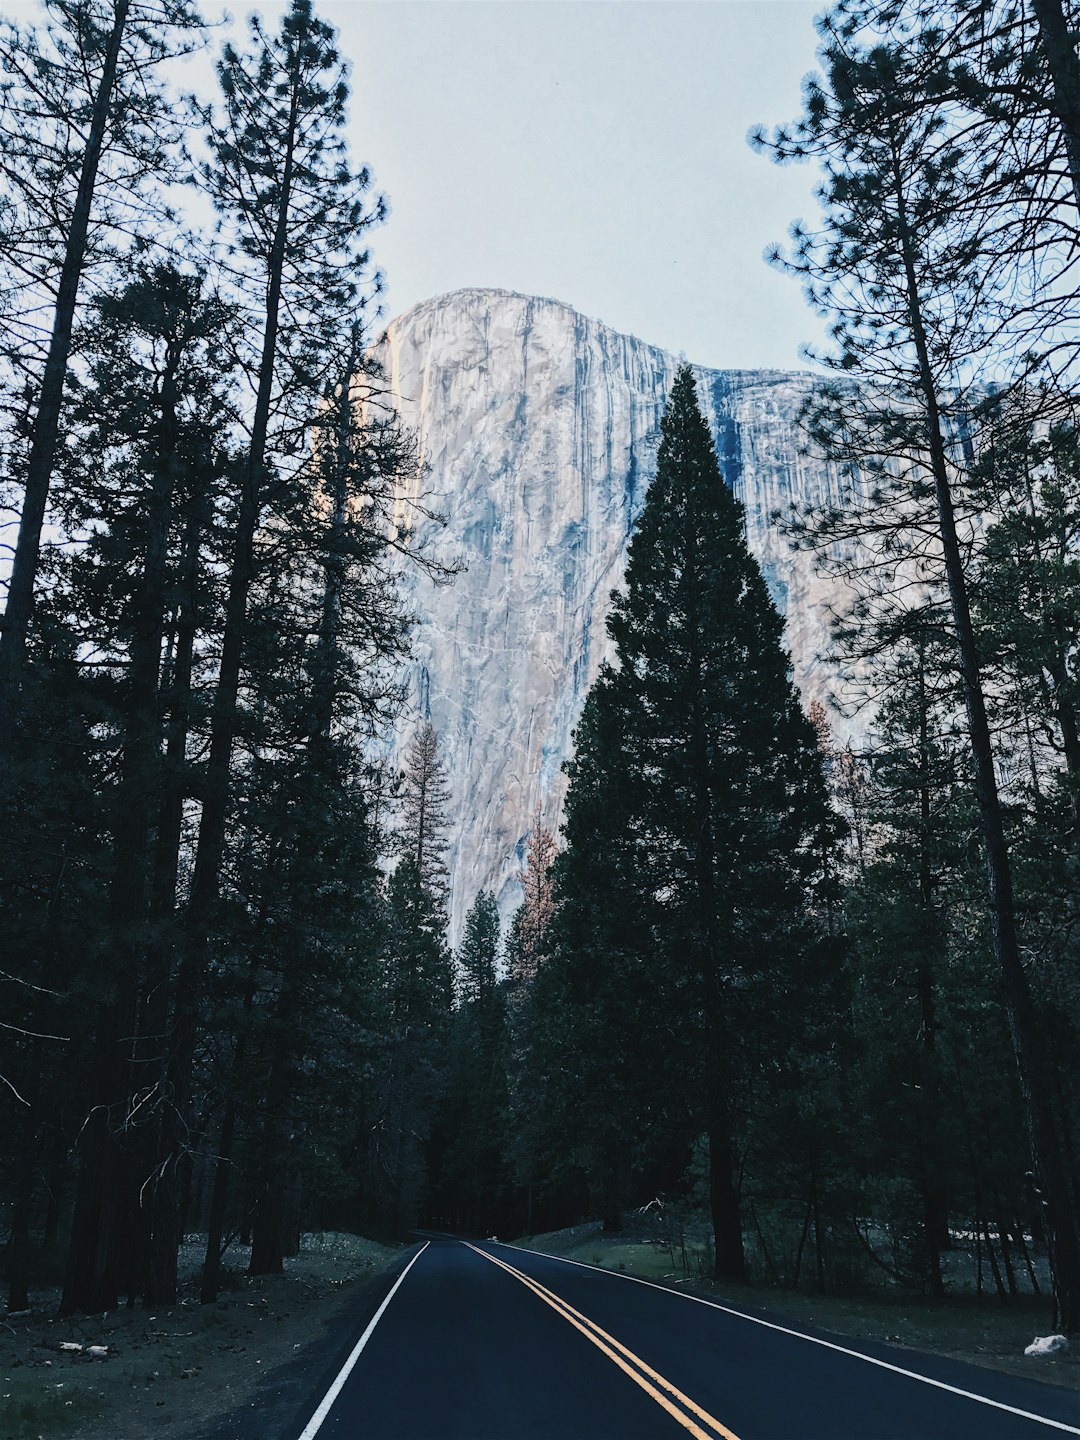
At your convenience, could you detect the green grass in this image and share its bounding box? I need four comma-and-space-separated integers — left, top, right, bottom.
514, 1221, 1077, 1388
0, 1372, 105, 1440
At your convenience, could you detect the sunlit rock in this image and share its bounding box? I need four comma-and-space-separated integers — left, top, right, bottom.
372, 288, 857, 941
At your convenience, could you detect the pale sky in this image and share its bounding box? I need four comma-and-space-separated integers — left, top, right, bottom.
7, 0, 831, 370
201, 1, 829, 371
330, 0, 829, 370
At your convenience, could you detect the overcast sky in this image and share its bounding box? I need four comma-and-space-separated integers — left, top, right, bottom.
185, 0, 828, 371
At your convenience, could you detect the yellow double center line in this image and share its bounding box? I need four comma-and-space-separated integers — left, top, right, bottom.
465, 1244, 741, 1440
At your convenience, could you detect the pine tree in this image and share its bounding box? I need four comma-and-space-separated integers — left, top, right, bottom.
429, 890, 509, 1234
850, 620, 970, 1293
213, 338, 415, 1283
399, 721, 452, 911
511, 807, 556, 985
971, 410, 1080, 816
146, 0, 385, 1310
370, 858, 452, 1231
0, 0, 204, 755
759, 16, 1080, 1329
531, 675, 672, 1235
37, 262, 236, 1315
550, 367, 835, 1277
457, 890, 501, 1007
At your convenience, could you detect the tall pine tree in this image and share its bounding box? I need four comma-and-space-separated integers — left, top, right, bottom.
549, 367, 835, 1277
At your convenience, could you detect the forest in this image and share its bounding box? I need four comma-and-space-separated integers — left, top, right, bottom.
0, 0, 1077, 1351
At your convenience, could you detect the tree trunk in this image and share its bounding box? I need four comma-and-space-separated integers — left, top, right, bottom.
1031, 0, 1080, 212
153, 69, 303, 1299
61, 1102, 124, 1314
894, 159, 1080, 1333
914, 659, 949, 1296
792, 1201, 813, 1289
247, 971, 298, 1277
60, 967, 141, 1315
0, 0, 132, 756
200, 1096, 236, 1304
997, 1209, 1019, 1296
810, 1151, 827, 1293
709, 1103, 746, 1282
201, 975, 254, 1303
6, 1039, 42, 1313
249, 1184, 285, 1276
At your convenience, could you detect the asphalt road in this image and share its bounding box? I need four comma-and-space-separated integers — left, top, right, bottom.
288, 1238, 1080, 1440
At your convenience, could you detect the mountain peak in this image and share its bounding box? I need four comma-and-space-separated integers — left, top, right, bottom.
371, 287, 852, 942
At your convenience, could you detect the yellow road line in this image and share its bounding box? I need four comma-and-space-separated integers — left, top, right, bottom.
465, 1242, 741, 1440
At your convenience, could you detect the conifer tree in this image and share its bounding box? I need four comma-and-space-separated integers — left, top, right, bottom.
511, 807, 556, 985
531, 675, 671, 1234
848, 621, 969, 1292
759, 15, 1080, 1329
550, 368, 835, 1277
369, 858, 452, 1231
39, 263, 236, 1315
399, 721, 452, 911
457, 890, 501, 1008
429, 890, 509, 1233
145, 0, 385, 1310
208, 339, 415, 1285
0, 0, 204, 755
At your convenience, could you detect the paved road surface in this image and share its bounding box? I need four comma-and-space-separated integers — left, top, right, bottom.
288, 1238, 1080, 1440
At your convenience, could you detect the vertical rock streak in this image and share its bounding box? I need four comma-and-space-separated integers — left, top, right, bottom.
374, 289, 850, 941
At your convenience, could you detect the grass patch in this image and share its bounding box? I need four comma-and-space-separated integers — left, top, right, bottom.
514, 1221, 1077, 1389
1, 1229, 402, 1440
1, 1371, 105, 1440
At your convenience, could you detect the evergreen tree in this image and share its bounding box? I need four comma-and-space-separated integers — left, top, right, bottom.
0, 0, 204, 754
370, 858, 452, 1231
759, 14, 1080, 1328
145, 0, 385, 1313
29, 262, 237, 1315
429, 891, 510, 1234
548, 368, 835, 1277
457, 890, 501, 1007
211, 338, 415, 1284
399, 721, 452, 911
971, 409, 1080, 815
531, 676, 673, 1235
848, 621, 970, 1292
510, 807, 556, 985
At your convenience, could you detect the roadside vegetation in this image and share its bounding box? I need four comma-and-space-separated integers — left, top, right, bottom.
0, 2, 1077, 1428
0, 1232, 400, 1440
514, 1219, 1078, 1390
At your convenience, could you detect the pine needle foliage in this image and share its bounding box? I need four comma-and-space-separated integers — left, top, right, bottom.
538, 368, 837, 1277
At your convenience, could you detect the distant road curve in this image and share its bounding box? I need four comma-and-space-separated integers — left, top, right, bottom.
289, 1237, 1080, 1440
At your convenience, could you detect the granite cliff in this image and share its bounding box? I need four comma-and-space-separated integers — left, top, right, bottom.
371, 288, 854, 941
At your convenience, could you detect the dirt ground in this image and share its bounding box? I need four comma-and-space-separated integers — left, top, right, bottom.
0, 1232, 401, 1440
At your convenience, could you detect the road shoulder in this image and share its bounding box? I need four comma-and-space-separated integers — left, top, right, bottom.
503, 1227, 1079, 1395
0, 1233, 402, 1440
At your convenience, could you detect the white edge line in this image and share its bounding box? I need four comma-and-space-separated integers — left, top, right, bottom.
297, 1240, 430, 1440
491, 1241, 1080, 1436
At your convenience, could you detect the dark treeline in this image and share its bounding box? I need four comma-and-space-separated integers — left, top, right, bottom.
431, 0, 1080, 1339
1, 0, 1077, 1343
0, 0, 459, 1315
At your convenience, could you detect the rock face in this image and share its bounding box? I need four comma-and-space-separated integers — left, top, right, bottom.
372, 288, 852, 943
